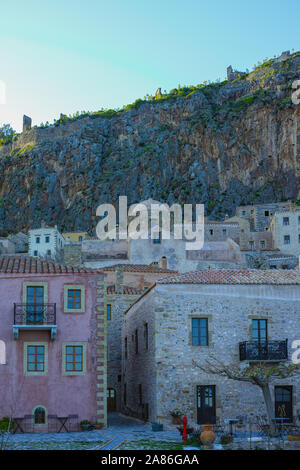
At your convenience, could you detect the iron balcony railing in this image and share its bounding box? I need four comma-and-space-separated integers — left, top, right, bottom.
239, 340, 288, 361
14, 303, 56, 325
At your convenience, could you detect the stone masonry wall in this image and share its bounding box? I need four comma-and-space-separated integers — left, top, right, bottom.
123, 283, 300, 427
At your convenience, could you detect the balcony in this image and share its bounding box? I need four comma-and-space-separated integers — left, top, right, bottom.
13, 303, 57, 340
239, 340, 288, 362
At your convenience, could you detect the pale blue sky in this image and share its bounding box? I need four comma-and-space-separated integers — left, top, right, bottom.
0, 0, 299, 132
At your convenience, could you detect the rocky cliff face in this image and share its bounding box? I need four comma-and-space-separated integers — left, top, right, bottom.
1, 52, 300, 233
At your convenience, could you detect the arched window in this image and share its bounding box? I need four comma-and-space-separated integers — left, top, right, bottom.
0, 340, 5, 364
33, 406, 47, 425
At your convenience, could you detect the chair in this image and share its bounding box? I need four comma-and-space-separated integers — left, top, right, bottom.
67, 414, 79, 432
48, 414, 58, 433
23, 415, 34, 433
214, 417, 225, 436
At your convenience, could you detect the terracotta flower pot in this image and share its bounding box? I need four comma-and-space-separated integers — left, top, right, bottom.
200, 424, 216, 448
172, 416, 182, 425
287, 434, 300, 442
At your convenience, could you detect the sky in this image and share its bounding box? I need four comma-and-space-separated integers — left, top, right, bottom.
0, 0, 300, 132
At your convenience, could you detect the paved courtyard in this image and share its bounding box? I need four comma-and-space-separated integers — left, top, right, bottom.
2, 413, 300, 450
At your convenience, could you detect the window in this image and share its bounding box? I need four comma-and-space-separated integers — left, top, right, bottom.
265, 211, 269, 217
33, 406, 47, 425
282, 265, 289, 269
62, 342, 86, 375
68, 289, 81, 309
222, 229, 227, 235
36, 236, 40, 244
47, 249, 51, 256
125, 337, 128, 360
45, 236, 50, 243
135, 329, 139, 354
242, 211, 246, 216
27, 345, 44, 372
209, 229, 214, 236
24, 342, 48, 375
283, 217, 289, 226
192, 318, 208, 346
107, 304, 112, 321
284, 235, 290, 245
153, 231, 161, 244
0, 340, 5, 365
298, 234, 300, 243
78, 236, 83, 242
65, 345, 83, 372
144, 323, 148, 350
249, 241, 254, 250
251, 210, 254, 214
298, 216, 300, 225
270, 265, 277, 269
34, 250, 38, 257
252, 319, 267, 343
260, 240, 265, 249
64, 285, 85, 313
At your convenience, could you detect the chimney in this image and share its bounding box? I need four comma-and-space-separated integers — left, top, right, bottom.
159, 256, 167, 269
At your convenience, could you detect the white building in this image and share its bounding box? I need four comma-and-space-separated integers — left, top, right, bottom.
269, 209, 300, 257
28, 225, 64, 260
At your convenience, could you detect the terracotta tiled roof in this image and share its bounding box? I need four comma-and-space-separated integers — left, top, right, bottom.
0, 255, 101, 274
103, 264, 177, 274
107, 284, 145, 295
157, 269, 300, 285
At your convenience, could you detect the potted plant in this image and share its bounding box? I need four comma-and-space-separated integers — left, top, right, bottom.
93, 423, 104, 430
80, 419, 91, 431
169, 409, 182, 425
286, 433, 300, 442
200, 424, 216, 448
220, 433, 234, 446
177, 425, 194, 436
0, 417, 14, 433
151, 422, 163, 432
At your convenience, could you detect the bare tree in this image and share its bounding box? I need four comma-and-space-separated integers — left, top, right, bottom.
193, 356, 299, 436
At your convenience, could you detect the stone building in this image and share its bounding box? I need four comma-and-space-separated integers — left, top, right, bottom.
269, 208, 300, 256
239, 231, 274, 251
236, 202, 291, 232
29, 225, 64, 261
204, 221, 240, 243
104, 261, 178, 413
122, 269, 300, 426
62, 231, 88, 242
0, 255, 107, 430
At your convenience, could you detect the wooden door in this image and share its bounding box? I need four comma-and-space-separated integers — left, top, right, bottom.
197, 385, 216, 424
107, 388, 116, 412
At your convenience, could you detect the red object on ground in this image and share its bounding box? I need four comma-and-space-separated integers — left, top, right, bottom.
182, 415, 187, 442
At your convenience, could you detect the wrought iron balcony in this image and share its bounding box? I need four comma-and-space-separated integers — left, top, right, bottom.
239, 340, 288, 362
13, 303, 57, 340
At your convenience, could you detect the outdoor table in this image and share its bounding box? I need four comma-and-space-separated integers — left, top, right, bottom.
57, 416, 69, 433
13, 418, 24, 433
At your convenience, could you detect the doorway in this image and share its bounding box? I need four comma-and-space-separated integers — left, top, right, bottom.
275, 386, 293, 423
107, 388, 116, 412
197, 385, 216, 424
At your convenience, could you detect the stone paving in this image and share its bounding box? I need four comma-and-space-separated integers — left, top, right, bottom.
2, 413, 300, 450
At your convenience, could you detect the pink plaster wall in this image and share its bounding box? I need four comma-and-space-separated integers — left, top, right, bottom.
0, 272, 101, 425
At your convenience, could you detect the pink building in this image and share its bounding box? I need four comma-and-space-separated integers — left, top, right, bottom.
0, 256, 107, 432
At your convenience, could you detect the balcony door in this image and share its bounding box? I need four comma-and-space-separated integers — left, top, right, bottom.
26, 286, 44, 324
252, 319, 268, 359
197, 385, 216, 424
275, 386, 293, 423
